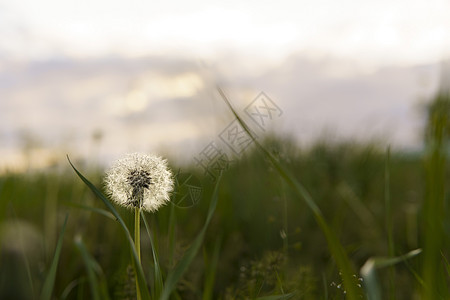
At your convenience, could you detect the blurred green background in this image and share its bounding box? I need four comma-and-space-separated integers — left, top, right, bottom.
0, 91, 448, 299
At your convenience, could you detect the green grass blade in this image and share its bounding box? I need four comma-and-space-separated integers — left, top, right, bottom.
74, 236, 102, 300
337, 183, 378, 230
67, 156, 151, 300
384, 146, 396, 299
160, 172, 222, 300
442, 251, 450, 278
254, 293, 296, 300
385, 146, 393, 252
275, 270, 285, 294
360, 248, 422, 300
76, 278, 85, 300
168, 202, 176, 268
141, 211, 164, 299
40, 214, 68, 300
202, 236, 222, 300
10, 205, 36, 299
322, 273, 328, 300
61, 279, 82, 300
217, 88, 359, 300
422, 91, 449, 299
64, 201, 116, 220
74, 237, 110, 299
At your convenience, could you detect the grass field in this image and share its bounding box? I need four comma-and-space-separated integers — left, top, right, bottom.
0, 91, 448, 299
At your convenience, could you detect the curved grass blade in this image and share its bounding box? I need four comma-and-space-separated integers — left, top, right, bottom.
160, 172, 222, 300
61, 278, 83, 300
64, 201, 115, 220
74, 235, 110, 300
141, 211, 164, 299
40, 214, 68, 300
360, 248, 422, 300
254, 293, 296, 300
218, 88, 359, 300
442, 251, 450, 278
67, 156, 151, 300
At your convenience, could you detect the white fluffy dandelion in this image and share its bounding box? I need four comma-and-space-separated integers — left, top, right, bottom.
104, 153, 174, 212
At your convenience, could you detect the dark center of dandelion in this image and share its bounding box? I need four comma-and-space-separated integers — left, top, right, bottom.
126, 169, 152, 208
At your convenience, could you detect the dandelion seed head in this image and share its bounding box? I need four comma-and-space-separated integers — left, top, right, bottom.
104, 153, 174, 212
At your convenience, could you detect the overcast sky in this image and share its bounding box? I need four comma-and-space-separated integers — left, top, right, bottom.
0, 0, 448, 172
2, 0, 449, 64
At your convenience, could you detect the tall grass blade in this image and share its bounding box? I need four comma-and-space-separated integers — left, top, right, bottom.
218, 88, 360, 299
337, 183, 377, 230
202, 236, 221, 300
422, 91, 449, 299
384, 146, 395, 299
10, 205, 36, 299
40, 214, 68, 300
160, 172, 222, 300
76, 279, 85, 300
141, 211, 164, 299
322, 273, 328, 300
360, 248, 422, 300
67, 156, 151, 300
74, 235, 110, 300
168, 202, 177, 268
442, 251, 450, 278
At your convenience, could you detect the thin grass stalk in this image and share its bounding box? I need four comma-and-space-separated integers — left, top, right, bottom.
40, 214, 68, 300
217, 88, 360, 300
64, 201, 116, 220
280, 180, 289, 257
74, 236, 101, 300
60, 279, 82, 300
135, 207, 142, 300
168, 202, 176, 268
141, 211, 164, 299
384, 146, 395, 299
322, 273, 328, 300
44, 176, 58, 262
160, 172, 222, 300
202, 236, 221, 300
10, 206, 36, 299
254, 293, 296, 300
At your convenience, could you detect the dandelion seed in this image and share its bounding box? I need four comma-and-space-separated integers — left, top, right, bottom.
104, 153, 174, 212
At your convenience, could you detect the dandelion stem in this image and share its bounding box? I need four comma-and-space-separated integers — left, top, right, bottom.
135, 207, 142, 300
